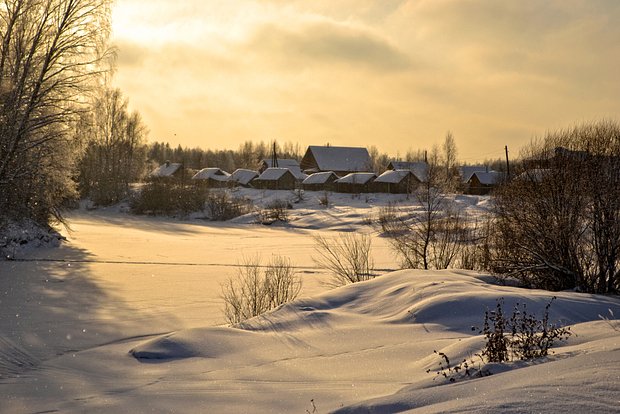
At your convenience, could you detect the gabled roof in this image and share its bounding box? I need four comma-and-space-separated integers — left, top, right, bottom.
302, 171, 339, 185
470, 171, 502, 185
387, 161, 428, 182
335, 172, 376, 185
374, 169, 417, 184
261, 159, 304, 178
255, 167, 295, 181
150, 162, 182, 178
302, 146, 371, 172
191, 167, 230, 181
459, 165, 488, 183
230, 169, 259, 185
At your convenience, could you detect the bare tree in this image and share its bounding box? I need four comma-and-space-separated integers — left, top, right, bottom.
0, 0, 112, 222
379, 149, 467, 270
77, 87, 147, 205
221, 255, 301, 324
492, 120, 620, 293
441, 131, 459, 191
312, 233, 374, 286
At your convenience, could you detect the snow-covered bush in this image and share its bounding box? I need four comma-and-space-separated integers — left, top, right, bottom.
258, 199, 291, 224
221, 255, 301, 324
205, 191, 252, 221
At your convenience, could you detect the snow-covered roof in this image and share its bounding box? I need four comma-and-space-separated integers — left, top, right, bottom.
255, 167, 294, 181
374, 169, 416, 184
302, 171, 339, 185
150, 162, 182, 178
191, 168, 230, 181
303, 146, 371, 172
387, 161, 428, 182
460, 165, 488, 183
230, 169, 259, 185
261, 159, 304, 179
470, 171, 502, 185
335, 172, 376, 185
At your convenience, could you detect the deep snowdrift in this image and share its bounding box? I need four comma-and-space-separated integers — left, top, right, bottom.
128, 270, 620, 413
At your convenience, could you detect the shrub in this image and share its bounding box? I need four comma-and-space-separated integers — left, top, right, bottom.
258, 199, 291, 224
130, 181, 207, 216
479, 297, 572, 362
312, 233, 374, 286
205, 191, 252, 221
492, 120, 620, 294
221, 255, 301, 324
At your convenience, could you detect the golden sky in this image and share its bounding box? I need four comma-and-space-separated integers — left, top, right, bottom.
110, 0, 620, 161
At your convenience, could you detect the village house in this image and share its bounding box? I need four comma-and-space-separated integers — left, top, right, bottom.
229, 169, 259, 187
302, 171, 339, 191
149, 161, 185, 181
466, 171, 503, 195
251, 168, 298, 190
300, 146, 371, 176
334, 172, 376, 193
191, 167, 230, 188
258, 158, 304, 179
386, 161, 428, 183
372, 169, 420, 194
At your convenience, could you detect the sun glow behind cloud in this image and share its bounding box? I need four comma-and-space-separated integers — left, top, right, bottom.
110, 0, 620, 159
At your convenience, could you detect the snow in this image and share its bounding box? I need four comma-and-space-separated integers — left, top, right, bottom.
1, 191, 619, 413
471, 171, 503, 185
303, 171, 339, 184
191, 167, 230, 181
374, 169, 415, 184
336, 172, 377, 184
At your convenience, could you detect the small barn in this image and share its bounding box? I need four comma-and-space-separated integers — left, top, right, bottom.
372, 170, 420, 194
251, 168, 298, 190
334, 172, 376, 193
466, 171, 503, 195
302, 171, 339, 191
191, 168, 230, 188
229, 169, 259, 187
300, 146, 371, 176
149, 161, 184, 181
386, 161, 428, 183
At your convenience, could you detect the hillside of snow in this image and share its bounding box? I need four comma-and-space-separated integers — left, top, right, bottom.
1, 194, 618, 413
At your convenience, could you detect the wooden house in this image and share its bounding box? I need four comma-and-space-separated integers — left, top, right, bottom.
229, 169, 259, 187
149, 161, 185, 182
386, 161, 428, 183
259, 159, 304, 178
466, 171, 503, 195
302, 171, 339, 191
372, 170, 420, 194
251, 168, 298, 190
334, 172, 376, 193
191, 168, 230, 188
300, 146, 371, 176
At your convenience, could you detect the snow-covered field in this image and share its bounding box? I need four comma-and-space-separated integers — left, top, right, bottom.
1, 191, 618, 413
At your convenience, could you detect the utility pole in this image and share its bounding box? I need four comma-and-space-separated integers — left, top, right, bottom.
272, 141, 279, 168
505, 145, 510, 178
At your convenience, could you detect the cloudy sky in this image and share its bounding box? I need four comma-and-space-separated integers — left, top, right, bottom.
110, 0, 620, 160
